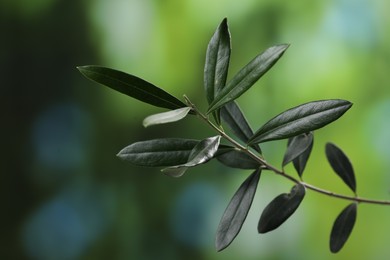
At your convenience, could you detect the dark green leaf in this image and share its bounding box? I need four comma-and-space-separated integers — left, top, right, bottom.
162, 135, 221, 177
142, 107, 192, 128
117, 138, 199, 167
330, 203, 357, 253
326, 143, 356, 193
77, 66, 191, 112
221, 101, 261, 153
216, 169, 261, 251
258, 184, 305, 233
216, 149, 261, 169
204, 18, 231, 124
207, 44, 289, 113
248, 100, 352, 144
292, 133, 314, 177
283, 132, 313, 167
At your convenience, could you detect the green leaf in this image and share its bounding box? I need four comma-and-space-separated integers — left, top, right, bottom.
283, 132, 313, 168
117, 138, 199, 167
204, 18, 231, 124
162, 136, 221, 177
216, 169, 261, 251
292, 133, 314, 177
221, 101, 261, 153
330, 203, 357, 253
142, 107, 192, 128
207, 44, 289, 113
216, 148, 261, 169
325, 143, 356, 193
77, 66, 191, 112
248, 100, 352, 144
258, 184, 305, 233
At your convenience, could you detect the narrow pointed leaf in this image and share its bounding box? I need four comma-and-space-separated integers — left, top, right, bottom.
204, 18, 231, 124
143, 107, 192, 128
258, 184, 305, 233
117, 138, 199, 167
216, 169, 261, 251
204, 18, 231, 103
221, 101, 261, 153
77, 66, 191, 112
330, 203, 357, 253
283, 132, 313, 167
162, 136, 221, 177
216, 149, 261, 169
292, 134, 314, 177
325, 143, 356, 193
248, 100, 352, 144
208, 44, 289, 113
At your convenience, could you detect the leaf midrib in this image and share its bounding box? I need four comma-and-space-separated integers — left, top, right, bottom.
87, 69, 183, 109
252, 102, 350, 142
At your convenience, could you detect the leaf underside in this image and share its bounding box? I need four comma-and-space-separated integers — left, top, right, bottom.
143, 107, 192, 128
162, 135, 221, 177
248, 99, 352, 144
77, 66, 191, 112
216, 169, 261, 251
325, 142, 356, 193
330, 203, 357, 253
258, 184, 305, 233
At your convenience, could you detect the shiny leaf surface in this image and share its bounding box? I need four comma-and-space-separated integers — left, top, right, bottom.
258, 184, 305, 233
330, 203, 357, 253
216, 169, 261, 251
117, 138, 199, 167
283, 132, 313, 167
216, 149, 261, 169
221, 101, 261, 153
248, 100, 352, 144
326, 143, 356, 193
292, 134, 314, 177
77, 66, 190, 111
204, 18, 231, 124
207, 44, 289, 113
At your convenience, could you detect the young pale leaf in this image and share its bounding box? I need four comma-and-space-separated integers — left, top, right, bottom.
221, 101, 261, 153
326, 143, 356, 193
207, 44, 289, 113
330, 203, 357, 253
292, 134, 314, 177
258, 184, 305, 233
248, 100, 352, 144
142, 107, 192, 128
216, 169, 261, 251
162, 136, 221, 177
283, 132, 313, 167
204, 18, 231, 124
216, 149, 261, 169
117, 138, 199, 167
77, 66, 191, 112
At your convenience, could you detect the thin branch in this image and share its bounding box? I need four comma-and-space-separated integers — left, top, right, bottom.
184, 95, 390, 206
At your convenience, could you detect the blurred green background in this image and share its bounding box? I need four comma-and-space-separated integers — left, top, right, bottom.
2, 0, 390, 259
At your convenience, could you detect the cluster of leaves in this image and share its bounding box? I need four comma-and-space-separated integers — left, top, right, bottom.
79, 18, 367, 253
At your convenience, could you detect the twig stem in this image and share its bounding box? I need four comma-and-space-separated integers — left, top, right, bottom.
184, 95, 390, 206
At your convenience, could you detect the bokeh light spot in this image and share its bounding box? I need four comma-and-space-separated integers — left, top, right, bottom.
169, 182, 224, 249
31, 103, 94, 172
